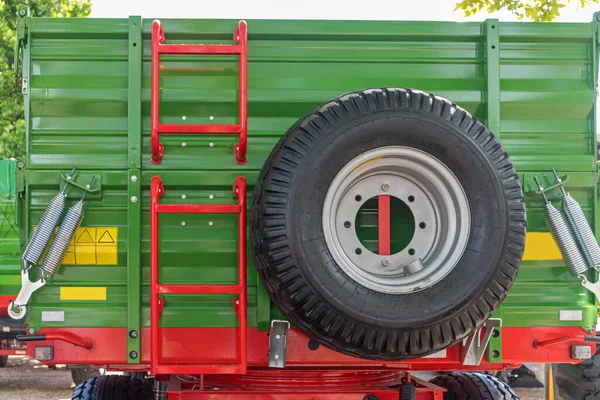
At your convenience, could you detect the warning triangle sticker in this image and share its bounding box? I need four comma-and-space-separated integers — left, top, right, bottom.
98, 230, 115, 244
77, 229, 94, 244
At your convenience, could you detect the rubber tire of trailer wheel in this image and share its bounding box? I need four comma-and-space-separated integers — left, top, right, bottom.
251, 88, 526, 359
430, 372, 519, 399
555, 348, 600, 400
0, 355, 7, 368
71, 375, 153, 400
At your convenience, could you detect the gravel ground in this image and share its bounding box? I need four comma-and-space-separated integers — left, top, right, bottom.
514, 388, 545, 400
0, 356, 73, 400
0, 356, 546, 399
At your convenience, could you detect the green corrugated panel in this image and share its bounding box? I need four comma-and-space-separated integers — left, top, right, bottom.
0, 159, 20, 295
0, 159, 16, 198
16, 16, 599, 332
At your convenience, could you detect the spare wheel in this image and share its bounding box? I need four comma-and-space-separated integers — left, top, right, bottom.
251, 88, 526, 359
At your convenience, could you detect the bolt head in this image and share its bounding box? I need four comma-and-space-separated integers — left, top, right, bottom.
209, 116, 215, 121
181, 221, 186, 227
130, 196, 138, 203
129, 330, 138, 338
181, 142, 187, 147
275, 334, 281, 339
209, 142, 215, 148
181, 194, 187, 199
381, 183, 390, 191
209, 221, 214, 226
274, 354, 280, 360
28, 328, 35, 334
130, 175, 137, 182
382, 258, 391, 267
181, 115, 187, 121
129, 351, 138, 359
209, 194, 214, 200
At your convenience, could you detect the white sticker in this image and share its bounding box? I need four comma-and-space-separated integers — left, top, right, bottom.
559, 310, 583, 321
41, 311, 65, 322
2, 327, 9, 332
423, 349, 447, 358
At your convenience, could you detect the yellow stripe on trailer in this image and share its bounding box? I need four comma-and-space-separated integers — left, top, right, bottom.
523, 232, 562, 261
60, 287, 107, 301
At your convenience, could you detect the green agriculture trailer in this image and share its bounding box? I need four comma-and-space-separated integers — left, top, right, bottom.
5, 6, 600, 399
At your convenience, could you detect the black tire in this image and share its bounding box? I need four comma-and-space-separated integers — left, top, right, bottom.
72, 375, 153, 400
430, 372, 519, 400
123, 372, 147, 381
71, 365, 101, 385
251, 88, 526, 359
0, 355, 7, 368
555, 350, 600, 400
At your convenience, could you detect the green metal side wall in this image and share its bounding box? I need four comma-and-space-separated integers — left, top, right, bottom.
15, 16, 600, 339
0, 159, 21, 297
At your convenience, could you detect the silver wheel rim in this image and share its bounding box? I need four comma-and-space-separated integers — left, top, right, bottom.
322, 146, 471, 294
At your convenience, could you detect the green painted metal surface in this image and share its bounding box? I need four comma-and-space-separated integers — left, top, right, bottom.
10, 14, 600, 341
0, 159, 21, 297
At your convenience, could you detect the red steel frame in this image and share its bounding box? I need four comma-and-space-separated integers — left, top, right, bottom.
378, 195, 390, 255
151, 19, 248, 165
150, 175, 248, 375
165, 373, 444, 400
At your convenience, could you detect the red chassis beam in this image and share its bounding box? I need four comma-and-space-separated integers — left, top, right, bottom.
0, 348, 27, 356
27, 326, 591, 370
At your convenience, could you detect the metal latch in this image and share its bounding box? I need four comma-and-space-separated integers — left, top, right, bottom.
14, 7, 29, 74
461, 318, 502, 366
268, 320, 290, 368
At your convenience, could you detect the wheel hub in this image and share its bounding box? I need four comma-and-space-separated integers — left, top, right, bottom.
322, 146, 470, 294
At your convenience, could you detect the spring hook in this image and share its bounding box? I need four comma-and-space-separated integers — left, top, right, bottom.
21, 167, 77, 268
534, 176, 587, 276
552, 168, 600, 268
40, 175, 95, 279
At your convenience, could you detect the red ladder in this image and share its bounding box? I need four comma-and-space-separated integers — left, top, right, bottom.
150, 176, 248, 375
151, 20, 248, 165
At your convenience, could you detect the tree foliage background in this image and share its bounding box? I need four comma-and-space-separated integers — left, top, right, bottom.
456, 0, 599, 21
0, 0, 91, 159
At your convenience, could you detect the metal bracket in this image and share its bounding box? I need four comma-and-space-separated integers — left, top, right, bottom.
14, 7, 29, 74
580, 273, 600, 300
461, 318, 502, 366
8, 269, 45, 320
268, 320, 290, 368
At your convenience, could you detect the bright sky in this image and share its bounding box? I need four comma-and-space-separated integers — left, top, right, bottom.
90, 0, 600, 21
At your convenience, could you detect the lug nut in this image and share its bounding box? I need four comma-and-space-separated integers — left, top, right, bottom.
381, 183, 390, 192
382, 258, 391, 267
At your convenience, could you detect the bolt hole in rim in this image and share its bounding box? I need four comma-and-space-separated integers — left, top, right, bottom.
322, 146, 471, 294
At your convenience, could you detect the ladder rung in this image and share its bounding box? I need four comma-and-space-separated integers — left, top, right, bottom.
159, 44, 242, 55
158, 123, 241, 134
157, 284, 242, 295
156, 204, 240, 214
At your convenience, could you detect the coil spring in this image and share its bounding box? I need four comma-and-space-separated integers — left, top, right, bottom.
562, 194, 600, 267
40, 201, 84, 277
545, 202, 588, 276
400, 383, 416, 400
22, 192, 65, 265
